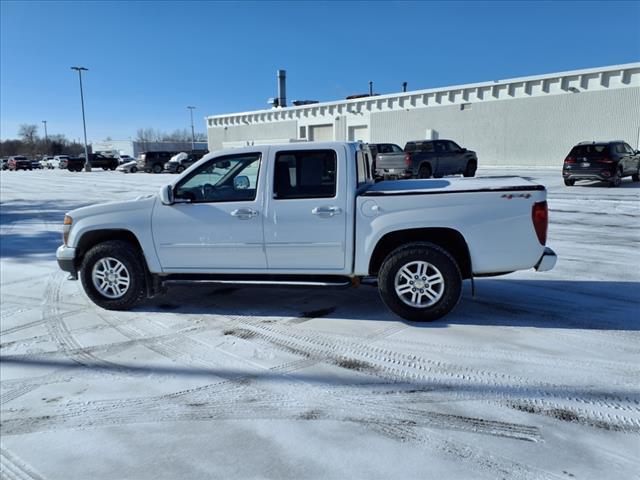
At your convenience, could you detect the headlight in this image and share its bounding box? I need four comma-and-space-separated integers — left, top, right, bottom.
63, 215, 73, 245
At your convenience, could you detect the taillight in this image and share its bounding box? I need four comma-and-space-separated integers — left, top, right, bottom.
532, 201, 548, 246
404, 154, 411, 166
564, 156, 576, 164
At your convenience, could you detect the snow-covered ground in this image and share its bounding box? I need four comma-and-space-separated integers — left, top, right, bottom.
1, 168, 638, 480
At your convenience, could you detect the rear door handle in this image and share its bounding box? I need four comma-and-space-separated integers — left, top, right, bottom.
312, 206, 342, 217
230, 208, 258, 219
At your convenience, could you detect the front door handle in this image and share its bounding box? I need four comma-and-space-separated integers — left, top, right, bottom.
230, 208, 258, 219
312, 206, 342, 217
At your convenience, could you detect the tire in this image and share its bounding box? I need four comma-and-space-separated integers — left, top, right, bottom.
152, 164, 163, 174
110, 166, 116, 171
564, 178, 575, 186
80, 240, 146, 310
102, 167, 108, 171
608, 168, 622, 188
378, 242, 462, 322
176, 165, 185, 174
632, 172, 639, 182
418, 164, 432, 179
463, 160, 477, 177
130, 166, 138, 173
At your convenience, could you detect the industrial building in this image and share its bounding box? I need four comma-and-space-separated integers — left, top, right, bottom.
206, 63, 640, 167
92, 140, 208, 158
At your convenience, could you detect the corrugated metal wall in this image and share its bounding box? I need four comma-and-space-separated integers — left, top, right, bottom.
369, 88, 640, 166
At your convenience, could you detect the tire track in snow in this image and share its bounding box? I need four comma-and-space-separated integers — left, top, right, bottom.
0, 448, 46, 480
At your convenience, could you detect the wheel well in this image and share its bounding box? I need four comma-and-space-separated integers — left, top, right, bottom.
75, 230, 144, 268
369, 228, 472, 279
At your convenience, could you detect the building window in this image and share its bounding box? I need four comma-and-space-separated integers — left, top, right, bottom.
460, 103, 472, 111
299, 126, 307, 138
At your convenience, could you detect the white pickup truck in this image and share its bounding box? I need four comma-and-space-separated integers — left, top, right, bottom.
56, 142, 556, 321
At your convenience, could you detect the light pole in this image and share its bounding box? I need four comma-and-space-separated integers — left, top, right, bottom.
42, 120, 48, 154
71, 66, 90, 171
187, 106, 196, 152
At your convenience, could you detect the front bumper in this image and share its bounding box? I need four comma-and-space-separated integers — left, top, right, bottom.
534, 247, 557, 272
56, 245, 78, 278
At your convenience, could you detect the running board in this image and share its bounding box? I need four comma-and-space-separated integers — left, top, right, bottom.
163, 279, 352, 287
159, 273, 355, 288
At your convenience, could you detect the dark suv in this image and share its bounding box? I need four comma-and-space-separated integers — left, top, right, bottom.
137, 151, 176, 173
562, 141, 640, 187
164, 151, 208, 173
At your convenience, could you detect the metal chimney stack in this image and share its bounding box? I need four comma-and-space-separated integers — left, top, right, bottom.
277, 69, 287, 107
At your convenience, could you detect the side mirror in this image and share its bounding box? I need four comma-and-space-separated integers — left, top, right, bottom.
159, 185, 174, 205
234, 175, 250, 190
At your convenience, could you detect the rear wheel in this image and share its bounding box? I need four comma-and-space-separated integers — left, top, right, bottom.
102, 167, 108, 171
418, 164, 432, 179
176, 165, 185, 174
152, 164, 163, 174
463, 160, 477, 177
564, 178, 575, 186
632, 171, 639, 182
80, 240, 146, 310
609, 168, 622, 188
378, 242, 462, 322
130, 166, 138, 173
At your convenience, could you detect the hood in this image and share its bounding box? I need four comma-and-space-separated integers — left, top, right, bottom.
67, 195, 157, 221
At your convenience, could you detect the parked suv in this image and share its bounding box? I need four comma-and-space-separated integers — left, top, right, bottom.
562, 141, 640, 187
137, 151, 176, 173
54, 155, 71, 169
8, 156, 32, 171
164, 151, 208, 173
376, 140, 478, 179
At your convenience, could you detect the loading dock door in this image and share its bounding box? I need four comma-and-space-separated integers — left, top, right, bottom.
348, 125, 369, 142
309, 124, 333, 142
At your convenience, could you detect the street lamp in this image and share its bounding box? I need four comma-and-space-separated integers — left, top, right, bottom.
71, 66, 90, 171
42, 120, 48, 154
187, 106, 196, 152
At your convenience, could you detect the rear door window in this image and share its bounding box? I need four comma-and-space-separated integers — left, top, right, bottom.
274, 150, 337, 199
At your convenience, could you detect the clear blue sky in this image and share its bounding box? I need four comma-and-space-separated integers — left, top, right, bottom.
1, 0, 638, 142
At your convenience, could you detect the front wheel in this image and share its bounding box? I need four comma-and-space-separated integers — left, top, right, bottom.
632, 171, 639, 182
80, 240, 146, 310
378, 242, 462, 322
152, 164, 163, 174
130, 166, 138, 173
176, 165, 185, 173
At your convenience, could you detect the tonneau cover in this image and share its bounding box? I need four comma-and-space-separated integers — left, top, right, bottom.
361, 176, 544, 196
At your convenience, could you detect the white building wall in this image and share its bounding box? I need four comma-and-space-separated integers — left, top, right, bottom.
370, 87, 640, 166
207, 120, 297, 151
206, 63, 640, 166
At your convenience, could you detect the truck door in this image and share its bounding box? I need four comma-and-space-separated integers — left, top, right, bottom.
434, 141, 453, 175
151, 151, 267, 271
264, 147, 348, 271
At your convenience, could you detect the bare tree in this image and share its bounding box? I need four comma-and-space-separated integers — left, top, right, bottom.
18, 124, 39, 144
